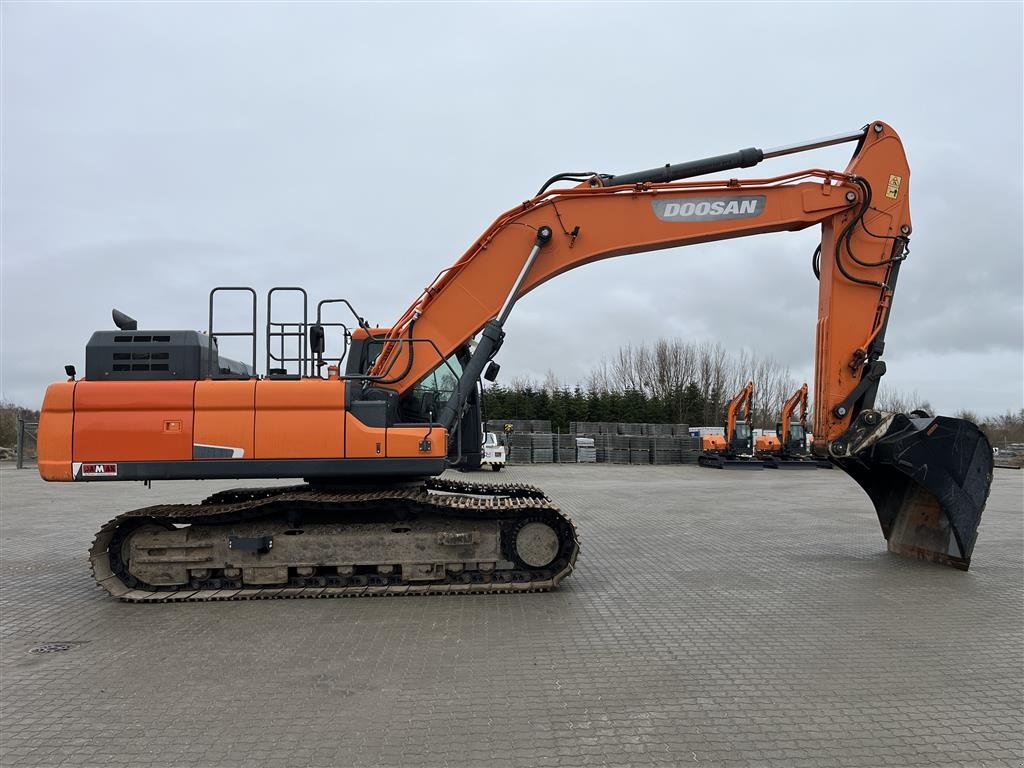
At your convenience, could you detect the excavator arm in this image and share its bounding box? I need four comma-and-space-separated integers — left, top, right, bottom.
725, 381, 755, 453
372, 120, 992, 569
779, 383, 810, 451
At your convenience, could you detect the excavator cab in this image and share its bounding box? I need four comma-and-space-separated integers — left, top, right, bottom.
730, 422, 754, 456
779, 421, 807, 455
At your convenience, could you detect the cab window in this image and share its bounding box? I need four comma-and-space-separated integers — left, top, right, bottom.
399, 354, 464, 422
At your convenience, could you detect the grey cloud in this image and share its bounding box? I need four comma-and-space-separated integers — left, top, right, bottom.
2, 2, 1021, 416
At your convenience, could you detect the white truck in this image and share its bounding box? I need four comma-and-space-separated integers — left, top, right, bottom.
481, 432, 506, 471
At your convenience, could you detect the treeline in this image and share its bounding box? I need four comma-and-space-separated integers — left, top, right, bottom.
0, 401, 41, 451
484, 338, 1024, 444
954, 409, 1024, 448
482, 383, 710, 432
486, 339, 803, 431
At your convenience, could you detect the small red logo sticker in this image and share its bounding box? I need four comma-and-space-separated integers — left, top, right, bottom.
82, 463, 118, 477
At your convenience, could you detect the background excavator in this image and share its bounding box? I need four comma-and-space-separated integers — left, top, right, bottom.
760, 383, 832, 469
37, 120, 994, 602
700, 381, 763, 469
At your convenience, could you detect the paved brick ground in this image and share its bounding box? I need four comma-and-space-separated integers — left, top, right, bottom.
1, 463, 1021, 768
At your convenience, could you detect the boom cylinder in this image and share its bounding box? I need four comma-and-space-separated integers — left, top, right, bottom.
437, 226, 553, 432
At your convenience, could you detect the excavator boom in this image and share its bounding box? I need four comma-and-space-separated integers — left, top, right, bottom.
369, 120, 991, 568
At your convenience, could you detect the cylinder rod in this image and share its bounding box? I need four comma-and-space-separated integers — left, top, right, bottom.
762, 129, 866, 160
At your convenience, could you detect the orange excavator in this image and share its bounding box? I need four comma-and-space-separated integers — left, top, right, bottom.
699, 381, 763, 469
38, 120, 994, 602
761, 383, 831, 469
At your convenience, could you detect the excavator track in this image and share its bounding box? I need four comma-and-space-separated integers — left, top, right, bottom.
89, 479, 579, 602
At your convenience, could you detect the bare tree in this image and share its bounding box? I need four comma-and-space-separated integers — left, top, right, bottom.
875, 385, 929, 414
542, 369, 562, 395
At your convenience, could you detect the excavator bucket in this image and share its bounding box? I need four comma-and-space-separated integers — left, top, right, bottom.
834, 414, 993, 570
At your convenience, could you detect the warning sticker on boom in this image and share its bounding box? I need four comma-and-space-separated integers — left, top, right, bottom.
886, 174, 902, 199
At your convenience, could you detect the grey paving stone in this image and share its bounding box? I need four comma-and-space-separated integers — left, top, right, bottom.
1, 464, 1022, 767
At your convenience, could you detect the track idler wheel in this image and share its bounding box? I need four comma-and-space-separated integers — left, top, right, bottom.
511, 519, 562, 569
833, 412, 993, 570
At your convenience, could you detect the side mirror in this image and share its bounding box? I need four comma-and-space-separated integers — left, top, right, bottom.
64, 364, 77, 380
309, 324, 326, 354
484, 361, 500, 382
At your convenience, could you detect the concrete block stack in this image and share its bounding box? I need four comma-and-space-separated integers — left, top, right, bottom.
608, 434, 631, 464
490, 419, 700, 465
508, 433, 533, 464
531, 433, 554, 463
650, 435, 681, 464
629, 435, 651, 464
576, 437, 597, 463
556, 433, 577, 463
677, 435, 702, 464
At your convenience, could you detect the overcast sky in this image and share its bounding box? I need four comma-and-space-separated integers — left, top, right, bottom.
2, 2, 1022, 416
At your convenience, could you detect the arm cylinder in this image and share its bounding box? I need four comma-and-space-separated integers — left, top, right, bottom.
599, 128, 865, 187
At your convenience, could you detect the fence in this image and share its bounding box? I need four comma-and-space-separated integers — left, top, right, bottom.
15, 419, 38, 468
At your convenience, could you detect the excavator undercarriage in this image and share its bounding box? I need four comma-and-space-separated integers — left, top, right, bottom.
91, 478, 579, 601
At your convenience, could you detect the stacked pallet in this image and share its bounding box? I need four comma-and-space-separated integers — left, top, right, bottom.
678, 435, 702, 464
508, 433, 534, 464
650, 435, 681, 465
556, 433, 577, 463
576, 437, 596, 463
569, 421, 693, 436
629, 435, 651, 465
607, 435, 631, 464
490, 418, 700, 465
486, 419, 530, 434
531, 433, 554, 463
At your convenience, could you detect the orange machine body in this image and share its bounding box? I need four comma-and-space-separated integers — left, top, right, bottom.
39, 377, 446, 482
755, 434, 781, 454
701, 434, 726, 453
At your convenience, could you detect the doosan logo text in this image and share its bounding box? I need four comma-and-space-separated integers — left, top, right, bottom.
653, 195, 766, 222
